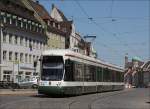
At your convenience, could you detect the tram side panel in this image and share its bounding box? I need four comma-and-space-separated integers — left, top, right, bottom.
64, 59, 124, 95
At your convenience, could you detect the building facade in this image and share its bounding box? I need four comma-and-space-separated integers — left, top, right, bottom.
141, 60, 150, 87
29, 1, 66, 49
50, 4, 88, 54
0, 0, 47, 82
124, 56, 144, 87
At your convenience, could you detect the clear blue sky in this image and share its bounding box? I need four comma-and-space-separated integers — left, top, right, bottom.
39, 0, 149, 67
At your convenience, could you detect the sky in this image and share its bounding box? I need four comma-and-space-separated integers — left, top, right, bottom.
39, 0, 150, 67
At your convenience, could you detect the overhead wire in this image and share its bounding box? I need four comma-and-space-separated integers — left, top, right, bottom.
109, 0, 114, 18
75, 0, 125, 58
75, 0, 143, 59
38, 0, 148, 60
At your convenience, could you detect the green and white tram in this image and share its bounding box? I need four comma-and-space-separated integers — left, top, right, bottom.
38, 49, 124, 95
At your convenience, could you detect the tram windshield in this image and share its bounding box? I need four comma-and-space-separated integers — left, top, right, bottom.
41, 56, 64, 81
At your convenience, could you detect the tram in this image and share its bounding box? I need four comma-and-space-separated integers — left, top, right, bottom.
38, 49, 124, 95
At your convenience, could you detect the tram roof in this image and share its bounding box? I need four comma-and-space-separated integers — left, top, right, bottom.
42, 49, 124, 72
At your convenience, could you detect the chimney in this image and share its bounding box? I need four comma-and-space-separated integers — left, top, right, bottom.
36, 0, 39, 4
52, 4, 55, 9
125, 53, 128, 69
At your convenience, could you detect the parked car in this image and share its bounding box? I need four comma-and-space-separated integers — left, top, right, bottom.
18, 77, 39, 89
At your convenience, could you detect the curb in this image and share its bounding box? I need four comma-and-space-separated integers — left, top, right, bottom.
0, 89, 38, 95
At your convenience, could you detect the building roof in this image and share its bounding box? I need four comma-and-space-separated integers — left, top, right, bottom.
59, 21, 72, 36
52, 4, 68, 22
29, 0, 53, 20
142, 60, 150, 71
29, 1, 69, 36
0, 0, 37, 22
132, 56, 142, 61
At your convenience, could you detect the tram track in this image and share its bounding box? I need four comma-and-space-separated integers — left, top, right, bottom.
0, 88, 148, 109
68, 89, 131, 109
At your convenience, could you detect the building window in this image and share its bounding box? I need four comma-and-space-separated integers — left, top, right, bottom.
3, 71, 12, 81
53, 22, 55, 27
1, 12, 6, 23
15, 52, 18, 61
29, 39, 32, 50
28, 21, 31, 30
9, 51, 12, 61
29, 55, 31, 63
6, 14, 11, 24
32, 22, 35, 31
18, 17, 22, 27
25, 72, 31, 81
39, 42, 42, 49
36, 56, 39, 60
20, 53, 23, 63
35, 23, 38, 32
20, 37, 23, 46
58, 24, 60, 29
3, 15, 6, 23
14, 35, 18, 44
25, 54, 28, 63
36, 41, 38, 49
55, 23, 58, 28
12, 16, 17, 26
25, 38, 28, 47
33, 55, 35, 62
33, 40, 35, 48
3, 32, 7, 43
9, 34, 13, 44
3, 51, 7, 61
23, 19, 27, 29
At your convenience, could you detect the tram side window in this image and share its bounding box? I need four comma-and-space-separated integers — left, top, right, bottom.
84, 64, 91, 81
97, 67, 103, 82
112, 70, 116, 82
64, 59, 74, 81
90, 65, 96, 82
116, 72, 123, 82
103, 68, 111, 82
74, 62, 84, 81
84, 64, 96, 82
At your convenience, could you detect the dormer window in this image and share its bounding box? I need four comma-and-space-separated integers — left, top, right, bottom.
55, 23, 58, 28
1, 12, 6, 23
58, 24, 60, 29
28, 20, 31, 30
6, 13, 11, 24
18, 17, 22, 28
53, 22, 55, 27
32, 22, 35, 31
36, 23, 38, 32
12, 15, 17, 26
47, 20, 50, 26
23, 19, 27, 29
50, 21, 53, 26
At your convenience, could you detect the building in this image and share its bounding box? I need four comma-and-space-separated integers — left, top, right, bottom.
29, 1, 67, 49
141, 60, 150, 87
50, 4, 89, 55
0, 0, 47, 82
124, 56, 144, 87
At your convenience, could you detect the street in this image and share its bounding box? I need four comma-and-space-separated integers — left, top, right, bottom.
0, 88, 149, 109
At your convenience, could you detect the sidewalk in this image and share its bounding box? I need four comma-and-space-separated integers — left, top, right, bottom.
0, 89, 38, 95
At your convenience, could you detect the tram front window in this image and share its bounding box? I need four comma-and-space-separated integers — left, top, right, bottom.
41, 56, 64, 81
